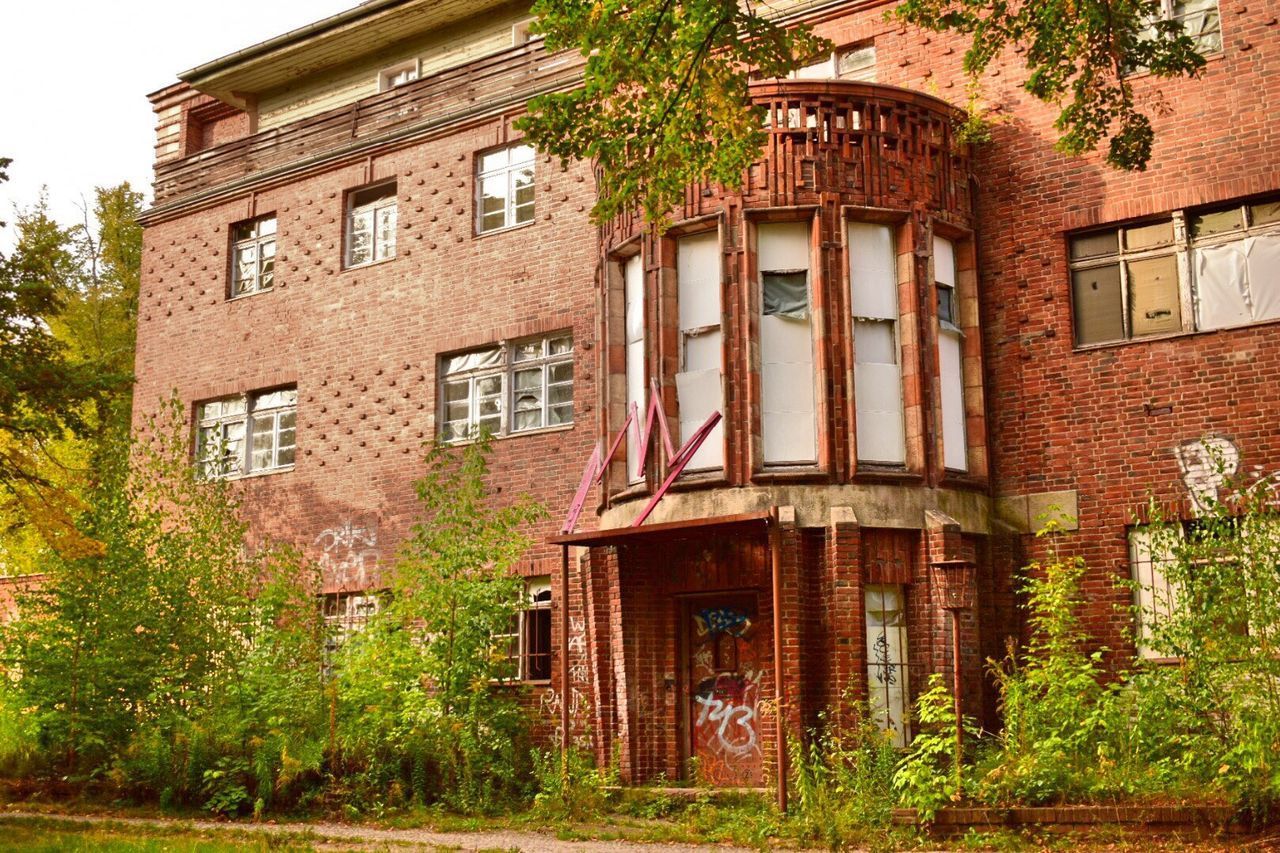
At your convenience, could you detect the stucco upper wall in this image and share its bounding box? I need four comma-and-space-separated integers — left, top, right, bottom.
257, 1, 533, 130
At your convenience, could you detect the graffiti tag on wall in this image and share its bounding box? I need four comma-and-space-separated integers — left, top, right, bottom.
315, 520, 380, 589
1174, 437, 1240, 516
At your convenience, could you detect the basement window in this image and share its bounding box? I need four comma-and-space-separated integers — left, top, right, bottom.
865, 584, 911, 747
345, 182, 397, 268
476, 143, 535, 234
197, 387, 296, 479
440, 333, 573, 441
229, 214, 276, 298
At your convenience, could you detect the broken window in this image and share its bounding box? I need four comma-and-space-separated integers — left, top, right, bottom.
322, 592, 382, 663
440, 333, 573, 442
1135, 0, 1221, 65
850, 222, 905, 465
197, 387, 296, 479
624, 253, 647, 482
346, 182, 397, 267
865, 584, 911, 747
676, 231, 725, 471
498, 576, 552, 682
1129, 525, 1181, 660
759, 221, 817, 465
229, 214, 276, 297
935, 236, 967, 472
477, 143, 535, 234
1069, 193, 1280, 345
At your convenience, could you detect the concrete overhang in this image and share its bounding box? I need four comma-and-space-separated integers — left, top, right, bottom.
177, 0, 519, 109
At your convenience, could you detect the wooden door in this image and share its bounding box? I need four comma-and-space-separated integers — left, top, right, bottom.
682, 593, 765, 787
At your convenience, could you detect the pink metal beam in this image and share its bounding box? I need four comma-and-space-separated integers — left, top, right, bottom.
630, 410, 722, 528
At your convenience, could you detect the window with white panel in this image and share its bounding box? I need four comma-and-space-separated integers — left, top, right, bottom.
759, 221, 816, 465
865, 584, 912, 747
676, 232, 725, 471
624, 254, 647, 483
849, 222, 905, 465
934, 236, 967, 472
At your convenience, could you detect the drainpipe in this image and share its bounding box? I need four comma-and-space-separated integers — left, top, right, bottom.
560, 543, 571, 793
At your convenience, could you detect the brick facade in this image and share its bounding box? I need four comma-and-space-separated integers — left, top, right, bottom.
135, 0, 1280, 789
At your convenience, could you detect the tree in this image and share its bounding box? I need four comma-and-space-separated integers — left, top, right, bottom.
517, 0, 827, 225
518, 0, 1207, 226
0, 175, 139, 564
890, 0, 1206, 170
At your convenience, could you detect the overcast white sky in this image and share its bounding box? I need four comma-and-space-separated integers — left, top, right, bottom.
1, 1, 357, 250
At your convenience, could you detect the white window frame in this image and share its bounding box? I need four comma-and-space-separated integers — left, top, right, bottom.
345, 182, 397, 269
377, 59, 420, 92
197, 387, 297, 479
1069, 193, 1280, 347
476, 143, 536, 234
439, 333, 573, 442
1129, 525, 1183, 661
1139, 0, 1222, 56
229, 214, 276, 298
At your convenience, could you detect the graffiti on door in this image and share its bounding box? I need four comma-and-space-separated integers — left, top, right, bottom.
687, 597, 765, 786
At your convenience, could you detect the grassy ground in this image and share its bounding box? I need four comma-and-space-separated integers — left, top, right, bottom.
0, 816, 325, 852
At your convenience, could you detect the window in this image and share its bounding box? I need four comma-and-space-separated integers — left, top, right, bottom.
476, 144, 535, 233
322, 592, 381, 658
1128, 526, 1182, 660
1139, 0, 1222, 56
934, 236, 967, 471
676, 232, 724, 471
850, 222, 905, 465
865, 584, 911, 746
378, 59, 419, 91
1069, 193, 1280, 345
624, 254, 646, 482
197, 387, 297, 478
498, 577, 552, 682
346, 182, 397, 268
229, 215, 276, 297
790, 43, 877, 82
759, 221, 817, 465
440, 333, 573, 441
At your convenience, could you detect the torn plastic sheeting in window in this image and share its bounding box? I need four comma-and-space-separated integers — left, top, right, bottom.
445, 348, 502, 374
763, 271, 809, 319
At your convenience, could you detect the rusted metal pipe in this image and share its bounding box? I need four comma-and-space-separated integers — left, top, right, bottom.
560, 544, 571, 791
770, 507, 788, 813
951, 608, 963, 799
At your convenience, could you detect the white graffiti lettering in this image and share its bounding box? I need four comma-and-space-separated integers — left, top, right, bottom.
695, 694, 758, 756
1175, 437, 1240, 516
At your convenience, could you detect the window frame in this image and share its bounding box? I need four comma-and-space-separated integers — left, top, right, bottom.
497, 576, 552, 683
475, 143, 536, 235
1139, 0, 1223, 58
344, 181, 398, 269
439, 332, 574, 443
1069, 193, 1280, 348
377, 59, 420, 92
789, 42, 877, 82
228, 214, 277, 299
196, 387, 297, 480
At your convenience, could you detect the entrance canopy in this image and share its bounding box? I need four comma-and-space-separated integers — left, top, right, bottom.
547, 510, 772, 548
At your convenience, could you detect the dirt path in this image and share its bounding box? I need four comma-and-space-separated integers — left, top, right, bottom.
0, 810, 761, 852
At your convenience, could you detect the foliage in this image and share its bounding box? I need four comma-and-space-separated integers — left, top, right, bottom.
789, 702, 899, 847
335, 438, 546, 813
517, 0, 827, 226
1135, 467, 1280, 818
891, 0, 1207, 171
0, 177, 140, 564
531, 746, 616, 822
892, 674, 966, 822
982, 521, 1115, 803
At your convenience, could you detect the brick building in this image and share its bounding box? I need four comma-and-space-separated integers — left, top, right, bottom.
136, 0, 1279, 789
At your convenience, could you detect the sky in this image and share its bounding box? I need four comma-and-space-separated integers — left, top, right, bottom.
0, 1, 357, 251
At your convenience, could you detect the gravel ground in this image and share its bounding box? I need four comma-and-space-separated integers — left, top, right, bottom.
0, 810, 761, 852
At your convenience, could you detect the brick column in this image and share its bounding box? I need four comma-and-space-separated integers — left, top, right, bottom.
826, 506, 865, 730
923, 510, 983, 721
583, 547, 616, 769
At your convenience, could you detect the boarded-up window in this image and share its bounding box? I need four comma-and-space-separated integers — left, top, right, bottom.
624, 254, 647, 482
865, 584, 911, 746
759, 222, 816, 465
677, 232, 724, 471
1071, 265, 1124, 345
1129, 526, 1182, 660
935, 236, 966, 472
1068, 218, 1181, 345
1192, 198, 1280, 330
1128, 255, 1182, 337
850, 222, 905, 464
